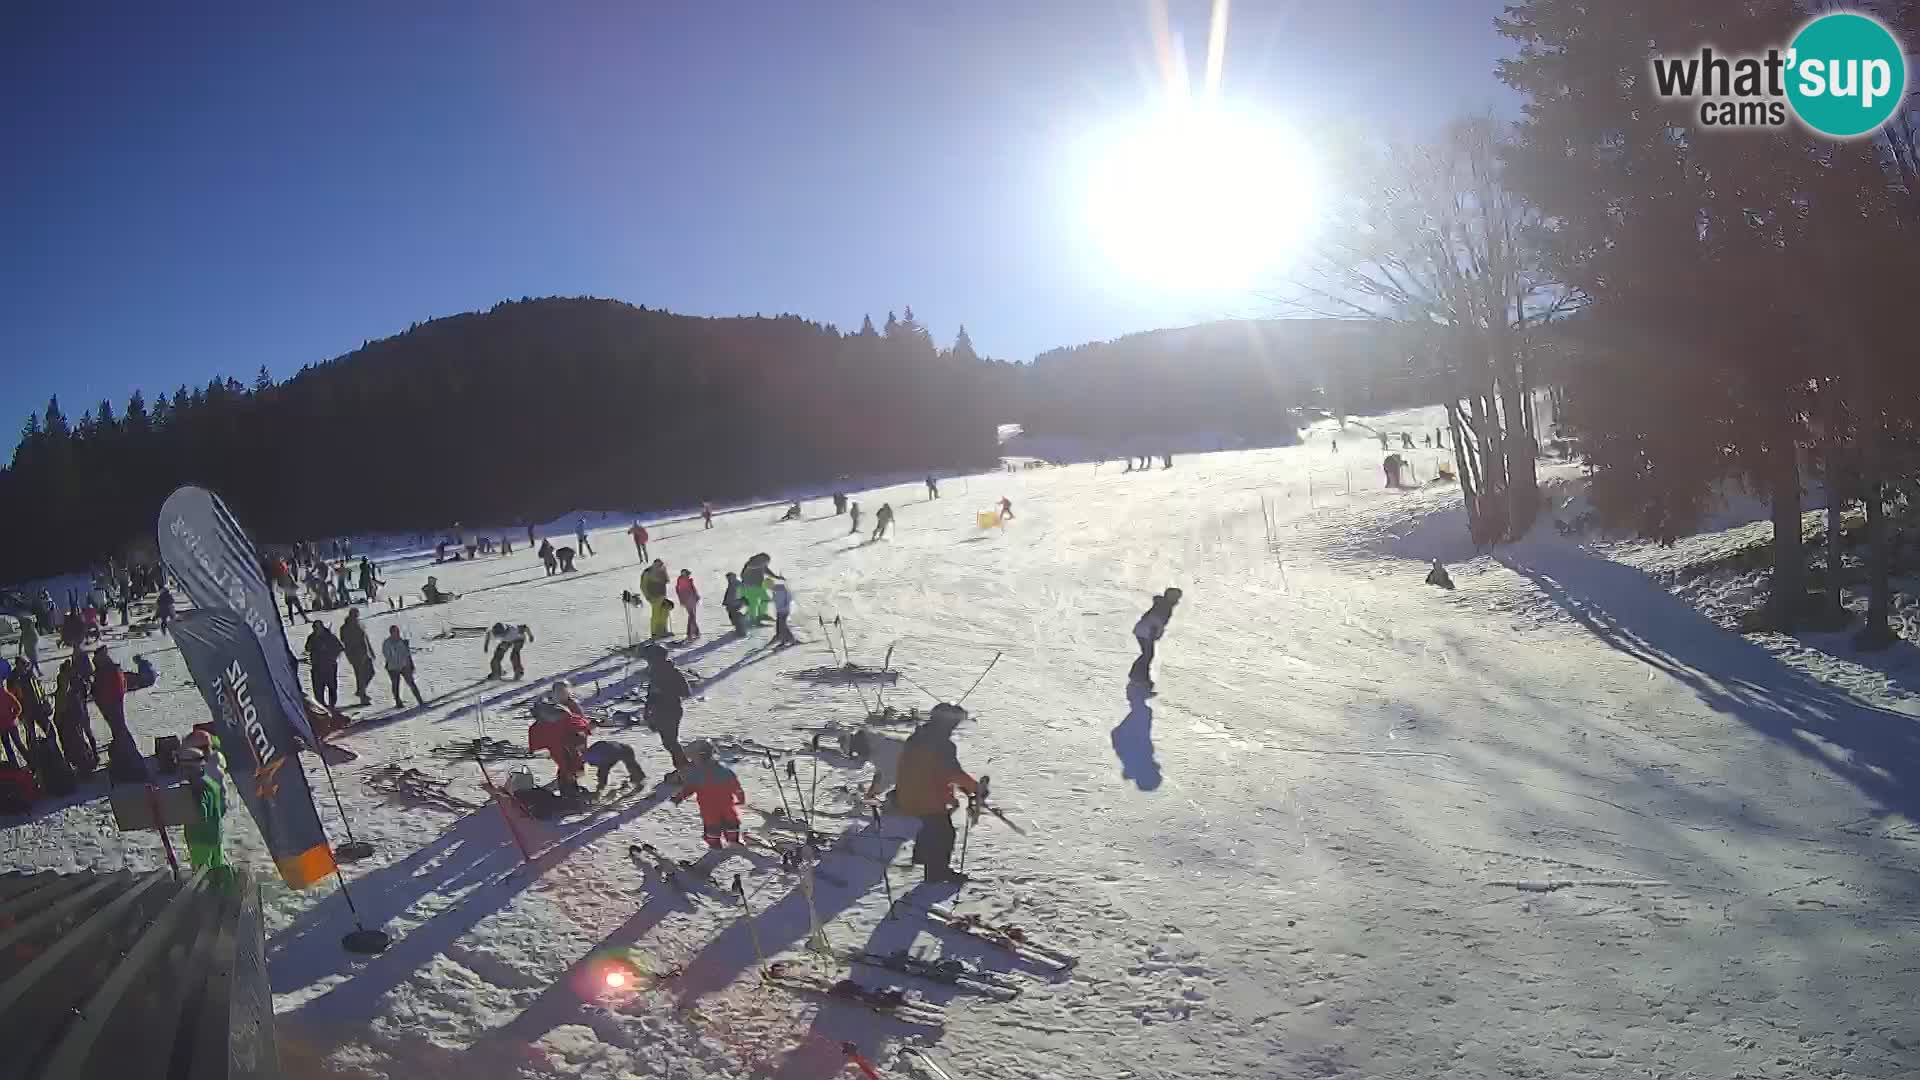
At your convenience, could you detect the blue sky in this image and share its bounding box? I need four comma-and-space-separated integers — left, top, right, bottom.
0, 1, 1514, 430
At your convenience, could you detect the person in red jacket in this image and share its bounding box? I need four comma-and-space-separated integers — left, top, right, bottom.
90, 648, 137, 750
628, 522, 649, 562
674, 570, 701, 639
671, 741, 744, 849
528, 682, 591, 796
0, 683, 27, 767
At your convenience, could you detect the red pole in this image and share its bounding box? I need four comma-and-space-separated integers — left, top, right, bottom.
477, 757, 536, 863
145, 784, 182, 880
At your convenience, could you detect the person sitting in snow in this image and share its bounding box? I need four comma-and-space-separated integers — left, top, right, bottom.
671, 740, 745, 849
1424, 560, 1455, 591
422, 576, 457, 604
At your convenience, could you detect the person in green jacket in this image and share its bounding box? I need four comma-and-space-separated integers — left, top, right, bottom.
179, 747, 227, 871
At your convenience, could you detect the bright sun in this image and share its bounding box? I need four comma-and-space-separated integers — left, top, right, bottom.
1082, 102, 1320, 292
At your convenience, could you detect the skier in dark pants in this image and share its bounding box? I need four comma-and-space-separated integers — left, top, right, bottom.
1129, 588, 1182, 690
722, 572, 747, 634
485, 623, 533, 679
586, 739, 646, 792
895, 704, 979, 884
340, 607, 377, 705
872, 503, 894, 541
925, 474, 940, 499
155, 587, 175, 634
358, 557, 384, 602
538, 538, 557, 576
305, 621, 344, 708
575, 519, 594, 556
641, 642, 692, 772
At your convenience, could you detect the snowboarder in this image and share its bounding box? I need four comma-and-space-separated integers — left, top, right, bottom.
340, 608, 376, 705
896, 703, 979, 884
383, 625, 426, 707
926, 474, 940, 499
740, 554, 780, 624
849, 501, 862, 535
586, 738, 646, 793
575, 519, 594, 556
722, 572, 747, 634
538, 538, 557, 576
178, 748, 227, 871
1425, 560, 1455, 591
701, 501, 714, 530
771, 578, 797, 646
872, 503, 895, 541
629, 522, 649, 562
675, 569, 701, 639
672, 740, 744, 849
485, 622, 534, 679
641, 642, 692, 771
998, 496, 1014, 522
641, 559, 672, 639
304, 621, 344, 707
358, 557, 384, 601
779, 501, 802, 522
1130, 588, 1182, 690
422, 577, 457, 604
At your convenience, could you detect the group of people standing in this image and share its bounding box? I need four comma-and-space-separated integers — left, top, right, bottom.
270, 550, 384, 623
302, 608, 425, 709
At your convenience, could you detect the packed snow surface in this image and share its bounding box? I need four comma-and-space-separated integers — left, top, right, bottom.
8, 405, 1920, 1079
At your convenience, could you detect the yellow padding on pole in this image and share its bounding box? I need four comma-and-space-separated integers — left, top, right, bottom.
976, 511, 1002, 529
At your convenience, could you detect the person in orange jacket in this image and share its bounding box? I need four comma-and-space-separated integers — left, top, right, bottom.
893, 703, 980, 884
672, 741, 744, 849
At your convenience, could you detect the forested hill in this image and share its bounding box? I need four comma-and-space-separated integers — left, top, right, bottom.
2, 298, 1428, 577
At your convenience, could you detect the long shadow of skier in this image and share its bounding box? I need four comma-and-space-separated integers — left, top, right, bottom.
1110, 683, 1163, 791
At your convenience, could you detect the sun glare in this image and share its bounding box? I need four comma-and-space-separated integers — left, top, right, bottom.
1082, 102, 1320, 293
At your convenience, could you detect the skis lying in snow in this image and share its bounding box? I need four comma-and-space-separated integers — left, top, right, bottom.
738, 834, 851, 887
913, 906, 1077, 972
761, 961, 944, 1024
899, 1047, 958, 1080
833, 948, 1022, 1000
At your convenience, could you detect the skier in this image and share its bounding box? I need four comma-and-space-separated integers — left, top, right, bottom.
641, 642, 692, 772
178, 748, 227, 871
895, 704, 979, 885
1425, 560, 1455, 590
358, 556, 384, 601
1402, 432, 1415, 450
721, 572, 747, 634
641, 559, 672, 639
739, 554, 780, 624
672, 740, 745, 849
1130, 588, 1182, 690
52, 660, 97, 777
154, 587, 174, 635
629, 521, 649, 562
340, 607, 377, 706
779, 501, 802, 522
485, 622, 534, 679
279, 570, 307, 623
674, 569, 701, 639
538, 538, 558, 576
304, 620, 344, 707
1162, 452, 1172, 469
872, 503, 895, 541
832, 492, 848, 515
383, 624, 426, 707
529, 683, 591, 797
925, 474, 940, 499
771, 577, 797, 646
848, 501, 862, 536
701, 501, 714, 530
586, 738, 646, 793
998, 496, 1014, 522
527, 522, 537, 548
575, 519, 594, 556
422, 577, 457, 604
1331, 438, 1339, 453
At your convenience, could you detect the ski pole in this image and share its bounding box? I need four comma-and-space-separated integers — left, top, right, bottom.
807, 753, 820, 822
842, 1043, 882, 1080
786, 758, 803, 823
879, 861, 897, 919
766, 750, 795, 817
954, 652, 1001, 706
818, 615, 835, 664
732, 874, 770, 977
959, 796, 974, 873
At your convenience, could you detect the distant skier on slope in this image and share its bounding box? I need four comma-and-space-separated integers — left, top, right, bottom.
701, 501, 714, 530
675, 569, 701, 639
575, 519, 594, 556
779, 501, 802, 522
872, 503, 895, 541
672, 740, 745, 849
1129, 588, 1182, 690
926, 474, 940, 499
849, 501, 862, 535
896, 704, 980, 885
1425, 560, 1455, 590
539, 538, 558, 576
629, 521, 649, 562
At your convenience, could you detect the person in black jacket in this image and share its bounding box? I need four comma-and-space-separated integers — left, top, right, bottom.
642, 642, 693, 772
305, 621, 345, 707
357, 557, 384, 602
339, 608, 377, 705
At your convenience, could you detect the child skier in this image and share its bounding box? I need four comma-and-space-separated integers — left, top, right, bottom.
722, 572, 747, 634
575, 519, 594, 556
586, 739, 646, 793
538, 538, 558, 576
674, 570, 701, 639
671, 740, 745, 849
485, 622, 534, 679
771, 578, 797, 646
179, 747, 227, 871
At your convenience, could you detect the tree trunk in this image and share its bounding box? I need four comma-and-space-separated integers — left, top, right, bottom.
1858, 474, 1895, 648
1824, 439, 1844, 620
1447, 402, 1479, 535
1500, 365, 1540, 539
1766, 424, 1805, 633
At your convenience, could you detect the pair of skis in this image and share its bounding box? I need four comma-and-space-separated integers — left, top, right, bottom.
832, 947, 1022, 1001
911, 904, 1077, 973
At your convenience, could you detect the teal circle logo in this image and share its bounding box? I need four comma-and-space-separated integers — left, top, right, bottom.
1786, 13, 1907, 138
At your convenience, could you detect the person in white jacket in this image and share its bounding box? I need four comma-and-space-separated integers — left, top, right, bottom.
771, 579, 797, 646
383, 624, 425, 707
1129, 588, 1183, 689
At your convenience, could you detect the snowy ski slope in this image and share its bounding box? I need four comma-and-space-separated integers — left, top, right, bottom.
6, 404, 1920, 1080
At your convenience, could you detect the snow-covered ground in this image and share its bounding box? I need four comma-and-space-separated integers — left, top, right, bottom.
7, 404, 1920, 1080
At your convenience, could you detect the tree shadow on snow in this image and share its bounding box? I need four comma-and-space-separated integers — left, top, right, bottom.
1111, 683, 1163, 791
1502, 540, 1920, 824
